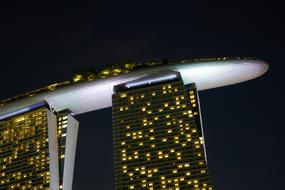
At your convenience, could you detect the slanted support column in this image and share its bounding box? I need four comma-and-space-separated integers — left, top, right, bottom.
62, 115, 79, 190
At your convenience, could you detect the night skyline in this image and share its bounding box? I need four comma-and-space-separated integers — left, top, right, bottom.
0, 1, 283, 190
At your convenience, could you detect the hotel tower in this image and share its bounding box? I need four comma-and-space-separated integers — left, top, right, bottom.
0, 105, 78, 190
113, 71, 213, 189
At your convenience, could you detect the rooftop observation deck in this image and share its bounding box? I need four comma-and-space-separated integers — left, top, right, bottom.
0, 57, 265, 108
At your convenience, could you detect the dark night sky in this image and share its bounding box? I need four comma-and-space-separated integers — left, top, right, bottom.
0, 1, 284, 189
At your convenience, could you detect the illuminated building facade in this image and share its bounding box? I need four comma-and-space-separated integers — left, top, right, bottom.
0, 104, 78, 190
112, 72, 213, 189
0, 57, 268, 189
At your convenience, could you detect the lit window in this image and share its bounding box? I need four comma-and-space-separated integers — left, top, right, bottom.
120, 93, 127, 98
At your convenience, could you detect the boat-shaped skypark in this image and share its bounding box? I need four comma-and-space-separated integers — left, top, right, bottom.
0, 57, 268, 190
0, 57, 268, 119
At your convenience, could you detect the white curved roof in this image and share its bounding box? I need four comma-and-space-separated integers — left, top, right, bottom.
0, 59, 268, 118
